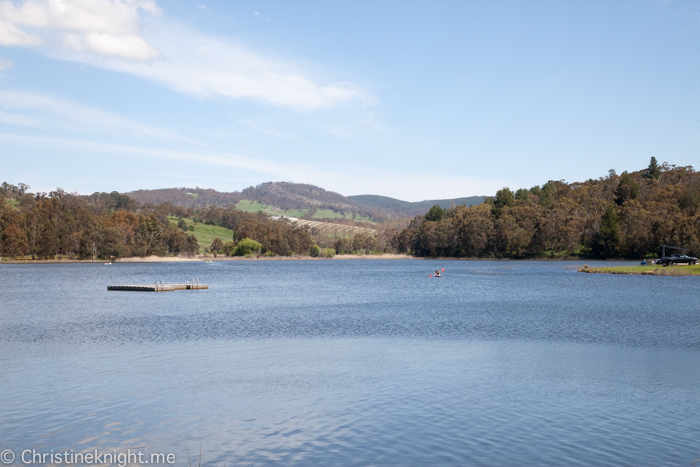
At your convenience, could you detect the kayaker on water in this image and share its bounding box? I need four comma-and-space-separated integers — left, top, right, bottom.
435, 269, 441, 277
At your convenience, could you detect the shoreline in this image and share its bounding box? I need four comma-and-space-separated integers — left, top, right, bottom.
0, 253, 417, 264
0, 255, 614, 264
0, 255, 602, 264
580, 264, 700, 276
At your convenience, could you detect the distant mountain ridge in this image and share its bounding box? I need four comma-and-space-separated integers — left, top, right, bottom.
240, 182, 359, 211
125, 182, 487, 220
125, 187, 240, 206
349, 194, 486, 216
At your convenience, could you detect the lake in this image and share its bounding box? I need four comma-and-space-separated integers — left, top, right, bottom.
1, 260, 699, 466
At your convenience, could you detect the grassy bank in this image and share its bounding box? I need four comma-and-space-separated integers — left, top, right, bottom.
580, 264, 700, 276
168, 216, 233, 252
189, 223, 233, 251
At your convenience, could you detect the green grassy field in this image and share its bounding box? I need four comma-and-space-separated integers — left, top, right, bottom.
279, 208, 309, 217
310, 209, 376, 224
346, 214, 376, 225
234, 200, 375, 224
311, 208, 344, 219
235, 200, 268, 212
168, 216, 233, 252
235, 200, 308, 218
581, 264, 700, 276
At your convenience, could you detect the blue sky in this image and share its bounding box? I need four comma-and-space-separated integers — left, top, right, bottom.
0, 0, 698, 201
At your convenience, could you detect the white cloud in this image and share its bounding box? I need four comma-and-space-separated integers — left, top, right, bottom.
0, 130, 502, 199
0, 90, 191, 141
0, 131, 328, 180
0, 109, 37, 125
0, 0, 161, 60
80, 31, 159, 60
236, 118, 301, 140
0, 54, 13, 70
0, 88, 493, 199
340, 175, 503, 201
0, 1, 372, 110
0, 18, 41, 45
0, 0, 161, 32
95, 22, 374, 111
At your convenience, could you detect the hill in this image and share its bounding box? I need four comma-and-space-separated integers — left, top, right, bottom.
240, 182, 361, 212
349, 195, 486, 217
125, 187, 240, 207
125, 182, 487, 221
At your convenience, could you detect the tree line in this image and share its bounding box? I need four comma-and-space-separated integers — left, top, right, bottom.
5, 158, 695, 261
0, 186, 320, 260
391, 158, 700, 259
0, 187, 200, 260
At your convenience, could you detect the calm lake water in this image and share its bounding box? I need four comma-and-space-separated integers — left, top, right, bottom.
1, 260, 699, 466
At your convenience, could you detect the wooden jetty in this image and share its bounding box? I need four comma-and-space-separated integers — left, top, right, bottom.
108, 280, 208, 292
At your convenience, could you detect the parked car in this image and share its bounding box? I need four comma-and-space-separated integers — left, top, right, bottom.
660, 253, 698, 266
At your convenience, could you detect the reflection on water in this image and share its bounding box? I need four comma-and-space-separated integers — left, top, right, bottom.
1, 260, 699, 466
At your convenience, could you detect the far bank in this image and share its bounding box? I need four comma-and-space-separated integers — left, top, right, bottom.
1, 255, 617, 265
579, 264, 700, 276
0, 253, 416, 264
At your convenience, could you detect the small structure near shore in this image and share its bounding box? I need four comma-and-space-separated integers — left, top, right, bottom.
660, 244, 689, 258
108, 280, 208, 292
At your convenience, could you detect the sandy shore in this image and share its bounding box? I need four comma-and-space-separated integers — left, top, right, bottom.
0, 253, 417, 264
121, 254, 416, 262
